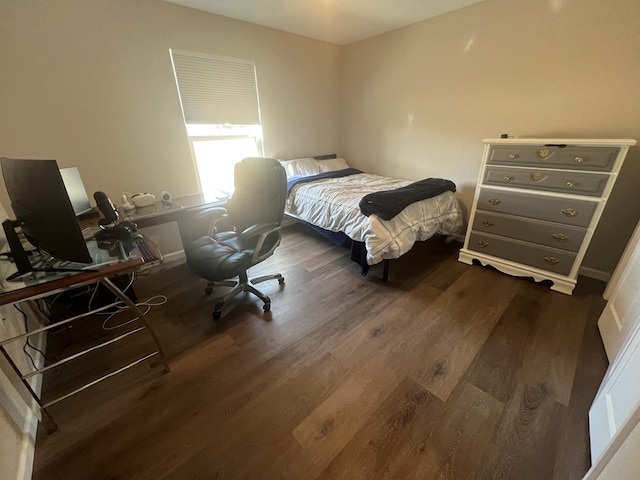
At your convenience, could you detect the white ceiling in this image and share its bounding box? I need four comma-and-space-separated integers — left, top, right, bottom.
163, 0, 486, 45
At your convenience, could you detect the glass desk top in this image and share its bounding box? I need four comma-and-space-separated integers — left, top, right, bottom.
0, 239, 135, 297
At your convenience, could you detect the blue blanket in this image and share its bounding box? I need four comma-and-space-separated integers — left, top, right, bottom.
359, 178, 456, 220
286, 168, 363, 195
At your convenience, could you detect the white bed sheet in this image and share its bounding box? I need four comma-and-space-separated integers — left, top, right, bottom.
285, 172, 463, 265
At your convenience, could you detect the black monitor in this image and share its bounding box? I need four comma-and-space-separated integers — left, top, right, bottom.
60, 166, 93, 217
1, 157, 93, 280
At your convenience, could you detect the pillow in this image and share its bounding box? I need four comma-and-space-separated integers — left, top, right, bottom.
318, 157, 350, 173
278, 157, 320, 177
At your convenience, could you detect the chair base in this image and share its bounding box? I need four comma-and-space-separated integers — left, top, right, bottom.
206, 271, 284, 320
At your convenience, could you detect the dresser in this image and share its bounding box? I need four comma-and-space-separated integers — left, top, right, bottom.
458, 138, 636, 295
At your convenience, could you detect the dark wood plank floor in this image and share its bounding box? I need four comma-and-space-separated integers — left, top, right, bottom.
32, 223, 609, 479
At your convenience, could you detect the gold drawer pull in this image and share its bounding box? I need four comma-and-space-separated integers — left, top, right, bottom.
488, 197, 501, 205
544, 256, 560, 265
575, 156, 584, 163
537, 149, 550, 158
508, 154, 519, 160
561, 208, 578, 217
566, 181, 575, 188
552, 233, 569, 242
477, 240, 490, 248
482, 220, 495, 227
530, 172, 545, 182
503, 176, 513, 181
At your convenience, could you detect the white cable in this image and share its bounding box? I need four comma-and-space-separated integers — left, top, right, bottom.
100, 294, 168, 331
87, 272, 135, 311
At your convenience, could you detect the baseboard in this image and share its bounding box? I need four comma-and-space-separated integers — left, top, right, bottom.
281, 215, 298, 227
450, 233, 466, 244
141, 250, 185, 275
162, 250, 185, 265
579, 266, 611, 282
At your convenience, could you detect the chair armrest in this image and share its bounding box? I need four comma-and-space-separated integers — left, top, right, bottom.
182, 207, 229, 240
239, 222, 279, 240
209, 214, 232, 236
239, 222, 281, 264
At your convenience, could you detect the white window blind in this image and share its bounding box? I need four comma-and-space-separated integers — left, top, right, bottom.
170, 50, 261, 125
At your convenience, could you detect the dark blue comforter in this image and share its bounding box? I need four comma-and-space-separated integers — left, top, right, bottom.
286, 168, 363, 195
359, 178, 456, 220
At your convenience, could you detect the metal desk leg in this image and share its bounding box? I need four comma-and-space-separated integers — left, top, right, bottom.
99, 277, 170, 373
0, 345, 58, 433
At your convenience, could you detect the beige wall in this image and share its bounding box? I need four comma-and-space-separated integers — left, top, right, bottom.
340, 0, 640, 275
0, 0, 341, 205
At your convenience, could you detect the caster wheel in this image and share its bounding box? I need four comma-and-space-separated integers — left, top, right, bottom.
213, 310, 222, 320
205, 286, 213, 295
263, 303, 271, 313
278, 277, 285, 285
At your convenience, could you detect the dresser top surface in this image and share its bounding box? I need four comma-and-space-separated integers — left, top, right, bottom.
483, 138, 637, 146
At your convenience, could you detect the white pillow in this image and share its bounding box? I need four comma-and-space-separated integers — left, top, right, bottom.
278, 157, 320, 177
318, 157, 350, 173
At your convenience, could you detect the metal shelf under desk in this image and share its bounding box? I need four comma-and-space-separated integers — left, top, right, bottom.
0, 239, 170, 433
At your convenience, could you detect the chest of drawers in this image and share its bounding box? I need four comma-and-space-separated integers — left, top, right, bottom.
458, 138, 636, 294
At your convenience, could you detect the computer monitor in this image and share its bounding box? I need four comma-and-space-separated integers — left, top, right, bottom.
1, 157, 93, 280
60, 166, 93, 217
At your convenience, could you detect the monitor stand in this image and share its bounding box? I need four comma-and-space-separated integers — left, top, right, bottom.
2, 219, 95, 281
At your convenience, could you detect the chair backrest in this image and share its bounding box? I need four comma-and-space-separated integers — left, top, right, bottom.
226, 157, 287, 232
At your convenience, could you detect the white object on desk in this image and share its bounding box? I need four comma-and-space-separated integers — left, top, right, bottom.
121, 193, 135, 211
132, 193, 156, 208
122, 192, 157, 209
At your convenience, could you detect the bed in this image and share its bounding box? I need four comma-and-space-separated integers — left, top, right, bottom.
279, 156, 463, 279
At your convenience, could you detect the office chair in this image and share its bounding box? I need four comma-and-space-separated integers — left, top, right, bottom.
184, 157, 287, 320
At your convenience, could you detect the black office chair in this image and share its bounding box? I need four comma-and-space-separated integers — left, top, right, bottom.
184, 157, 287, 320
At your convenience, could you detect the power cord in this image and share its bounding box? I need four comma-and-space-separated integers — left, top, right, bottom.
13, 268, 165, 371
99, 294, 168, 331
83, 271, 167, 331
14, 304, 46, 371
14, 303, 75, 370
87, 272, 136, 312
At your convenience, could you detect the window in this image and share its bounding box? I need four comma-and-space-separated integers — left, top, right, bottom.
170, 50, 263, 201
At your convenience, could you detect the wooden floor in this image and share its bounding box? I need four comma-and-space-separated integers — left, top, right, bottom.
32, 223, 609, 480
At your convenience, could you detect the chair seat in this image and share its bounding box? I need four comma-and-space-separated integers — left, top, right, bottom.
185, 235, 254, 282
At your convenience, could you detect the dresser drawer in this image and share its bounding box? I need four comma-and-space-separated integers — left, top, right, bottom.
488, 145, 618, 171
484, 167, 608, 196
477, 188, 597, 227
468, 232, 576, 275
472, 210, 587, 252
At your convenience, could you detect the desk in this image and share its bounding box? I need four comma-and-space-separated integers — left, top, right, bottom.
118, 193, 226, 248
120, 193, 225, 226
0, 238, 170, 432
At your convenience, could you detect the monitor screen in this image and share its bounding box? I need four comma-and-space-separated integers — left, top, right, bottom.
60, 166, 92, 216
1, 157, 92, 265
